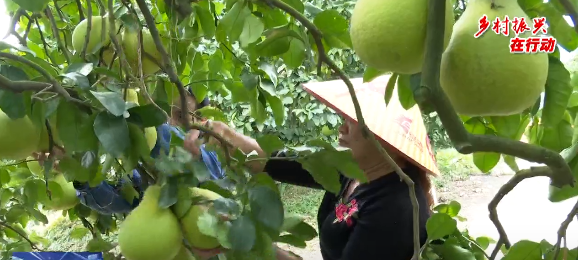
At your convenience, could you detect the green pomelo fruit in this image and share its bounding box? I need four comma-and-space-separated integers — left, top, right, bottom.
350, 0, 454, 74
0, 110, 41, 161
26, 156, 43, 176
172, 245, 197, 260
178, 187, 223, 250
144, 127, 157, 151
125, 88, 140, 105
118, 185, 182, 260
439, 0, 548, 116
121, 29, 163, 76
72, 16, 113, 53
40, 173, 80, 211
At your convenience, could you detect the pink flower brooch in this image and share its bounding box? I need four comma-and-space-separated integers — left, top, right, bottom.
333, 199, 359, 227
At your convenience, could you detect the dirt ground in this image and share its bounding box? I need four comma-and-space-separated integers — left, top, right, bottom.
278, 159, 578, 260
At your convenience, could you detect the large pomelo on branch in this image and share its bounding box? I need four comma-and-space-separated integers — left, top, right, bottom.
121, 28, 163, 76
72, 16, 115, 54
439, 0, 548, 116
0, 110, 41, 161
39, 173, 80, 211
175, 187, 223, 250
349, 0, 455, 74
118, 185, 182, 260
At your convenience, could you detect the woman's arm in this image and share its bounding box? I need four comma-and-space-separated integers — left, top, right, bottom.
206, 121, 323, 189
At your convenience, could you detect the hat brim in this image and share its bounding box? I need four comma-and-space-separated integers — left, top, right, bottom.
302, 75, 440, 177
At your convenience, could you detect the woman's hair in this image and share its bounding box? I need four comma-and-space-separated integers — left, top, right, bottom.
418, 170, 436, 212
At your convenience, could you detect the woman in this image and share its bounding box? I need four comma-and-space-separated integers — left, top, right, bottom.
189, 75, 440, 260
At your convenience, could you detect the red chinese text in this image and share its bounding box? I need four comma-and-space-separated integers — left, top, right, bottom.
511, 17, 531, 35
475, 15, 490, 38
492, 15, 510, 36
510, 37, 557, 53
532, 17, 548, 35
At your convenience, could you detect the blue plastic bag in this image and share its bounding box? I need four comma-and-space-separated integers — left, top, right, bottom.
12, 252, 103, 260
76, 123, 225, 215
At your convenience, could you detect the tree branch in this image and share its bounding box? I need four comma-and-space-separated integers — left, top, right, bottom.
261, 0, 422, 258
44, 7, 71, 64
75, 0, 85, 21
0, 221, 44, 251
81, 3, 93, 59
552, 199, 578, 260
106, 0, 137, 80
560, 0, 578, 34
3, 9, 24, 40
34, 18, 56, 64
134, 0, 191, 131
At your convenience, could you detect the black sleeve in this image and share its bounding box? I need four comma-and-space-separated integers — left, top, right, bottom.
340, 202, 427, 260
263, 151, 323, 190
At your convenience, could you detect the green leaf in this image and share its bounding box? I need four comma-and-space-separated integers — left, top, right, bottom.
256, 135, 285, 155
363, 67, 386, 83
91, 91, 127, 117
195, 106, 227, 122
502, 240, 542, 260
86, 237, 115, 252
280, 213, 318, 241
282, 38, 306, 69
228, 214, 256, 252
64, 63, 94, 76
58, 156, 91, 182
431, 242, 477, 260
539, 118, 573, 152
56, 102, 99, 152
195, 4, 216, 38
12, 0, 50, 12
239, 15, 264, 48
70, 227, 90, 239
216, 1, 251, 42
276, 234, 307, 248
433, 201, 461, 217
396, 74, 416, 109
127, 104, 168, 127
299, 153, 341, 194
159, 178, 179, 209
313, 10, 349, 36
281, 0, 305, 13
255, 27, 297, 57
248, 185, 284, 232
93, 112, 131, 157
426, 213, 457, 240
530, 3, 578, 52
259, 63, 278, 86
0, 90, 26, 119
384, 73, 398, 105
63, 72, 91, 90
542, 56, 572, 127
465, 119, 501, 172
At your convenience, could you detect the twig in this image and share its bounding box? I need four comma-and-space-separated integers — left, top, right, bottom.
81, 3, 93, 59
261, 0, 421, 258
487, 166, 553, 259
34, 18, 56, 64
560, 0, 578, 34
0, 221, 44, 251
136, 29, 169, 119
106, 0, 137, 79
3, 9, 23, 40
134, 0, 191, 131
52, 0, 66, 22
552, 199, 578, 260
22, 19, 32, 44
75, 0, 85, 21
490, 237, 503, 260
43, 7, 71, 64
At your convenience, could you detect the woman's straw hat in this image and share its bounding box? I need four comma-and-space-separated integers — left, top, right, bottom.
302, 75, 440, 176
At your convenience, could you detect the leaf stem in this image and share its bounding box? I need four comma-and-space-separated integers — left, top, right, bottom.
44, 7, 71, 64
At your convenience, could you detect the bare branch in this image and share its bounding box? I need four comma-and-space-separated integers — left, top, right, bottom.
75, 0, 85, 21
134, 0, 191, 131
81, 3, 93, 60
44, 7, 71, 64
0, 221, 44, 251
34, 18, 56, 64
552, 199, 578, 260
0, 52, 81, 105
